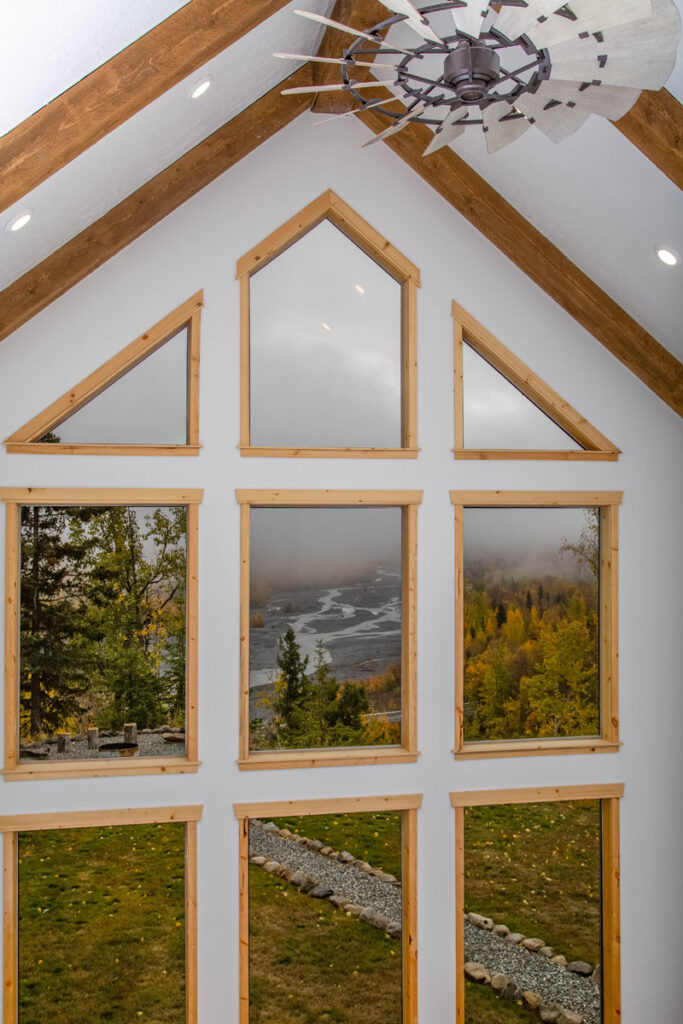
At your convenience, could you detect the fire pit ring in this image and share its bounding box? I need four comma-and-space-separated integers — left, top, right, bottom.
98, 742, 139, 758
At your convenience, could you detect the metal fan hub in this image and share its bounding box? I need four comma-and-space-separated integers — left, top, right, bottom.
444, 41, 501, 103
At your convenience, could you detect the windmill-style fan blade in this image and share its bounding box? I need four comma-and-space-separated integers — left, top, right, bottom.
492, 0, 563, 42
532, 79, 641, 120
547, 0, 680, 90
423, 109, 470, 154
526, 0, 653, 49
312, 96, 403, 126
362, 101, 427, 145
377, 1, 444, 44
293, 10, 414, 54
282, 80, 397, 94
451, 1, 492, 40
274, 52, 399, 70
513, 92, 589, 142
483, 103, 530, 153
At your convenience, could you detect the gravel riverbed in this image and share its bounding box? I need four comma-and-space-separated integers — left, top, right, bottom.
249, 821, 402, 925
465, 921, 601, 1024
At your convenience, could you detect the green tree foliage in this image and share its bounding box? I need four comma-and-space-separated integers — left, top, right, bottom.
20, 505, 187, 740
254, 636, 388, 751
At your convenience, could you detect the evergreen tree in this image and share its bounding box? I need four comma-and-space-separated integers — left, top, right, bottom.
496, 602, 506, 629
273, 627, 311, 734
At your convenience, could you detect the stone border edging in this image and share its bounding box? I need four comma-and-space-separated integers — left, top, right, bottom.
249, 820, 402, 939
466, 911, 599, 981
465, 961, 585, 1024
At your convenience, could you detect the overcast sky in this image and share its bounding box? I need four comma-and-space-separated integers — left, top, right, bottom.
464, 506, 595, 579
462, 344, 580, 450
249, 220, 402, 448
43, 327, 188, 445
251, 507, 402, 590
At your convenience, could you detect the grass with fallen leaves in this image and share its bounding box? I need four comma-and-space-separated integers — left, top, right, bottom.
465, 800, 601, 965
18, 823, 186, 1024
249, 865, 402, 1023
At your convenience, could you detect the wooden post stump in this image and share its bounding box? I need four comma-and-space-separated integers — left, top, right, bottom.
56, 733, 71, 754
123, 723, 138, 744
87, 727, 99, 749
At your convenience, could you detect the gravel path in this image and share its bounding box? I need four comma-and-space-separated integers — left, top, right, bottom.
465, 921, 601, 1024
19, 730, 185, 761
249, 821, 402, 925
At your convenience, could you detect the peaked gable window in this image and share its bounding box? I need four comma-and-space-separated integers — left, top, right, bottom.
237, 191, 420, 459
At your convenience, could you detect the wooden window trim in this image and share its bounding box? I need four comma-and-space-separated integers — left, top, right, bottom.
233, 794, 421, 1024
452, 300, 620, 461
235, 489, 422, 770
450, 490, 621, 759
237, 190, 420, 459
4, 292, 203, 456
450, 784, 623, 1024
1, 488, 203, 781
1, 805, 201, 1024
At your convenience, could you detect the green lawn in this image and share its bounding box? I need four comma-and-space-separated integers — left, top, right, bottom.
466, 979, 535, 1023
18, 823, 186, 1024
269, 811, 402, 879
465, 800, 601, 964
249, 865, 402, 1023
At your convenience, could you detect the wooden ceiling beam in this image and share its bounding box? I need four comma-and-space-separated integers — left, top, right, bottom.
0, 0, 292, 216
0, 68, 312, 344
615, 88, 683, 190
356, 103, 682, 416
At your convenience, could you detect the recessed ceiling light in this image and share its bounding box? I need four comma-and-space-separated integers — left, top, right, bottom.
656, 246, 679, 267
6, 211, 32, 233
190, 77, 212, 100
321, 322, 331, 331
354, 284, 366, 294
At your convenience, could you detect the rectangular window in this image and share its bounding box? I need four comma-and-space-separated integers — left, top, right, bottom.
234, 795, 420, 1024
236, 490, 421, 770
1, 805, 201, 1024
2, 488, 202, 780
237, 191, 419, 459
450, 491, 621, 758
451, 785, 623, 1024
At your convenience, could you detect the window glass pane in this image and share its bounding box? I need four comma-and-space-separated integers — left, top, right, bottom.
249, 811, 403, 1021
462, 343, 582, 450
464, 800, 601, 1023
249, 220, 402, 448
18, 822, 186, 1022
19, 505, 187, 761
249, 506, 402, 752
38, 327, 189, 445
463, 507, 599, 741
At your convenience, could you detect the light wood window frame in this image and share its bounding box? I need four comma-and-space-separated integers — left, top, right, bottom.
450, 490, 621, 759
234, 794, 421, 1024
1, 488, 203, 780
452, 300, 620, 461
236, 489, 422, 770
450, 784, 623, 1024
4, 292, 203, 456
237, 190, 420, 459
1, 804, 202, 1024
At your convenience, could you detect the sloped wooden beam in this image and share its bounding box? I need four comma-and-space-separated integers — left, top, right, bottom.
0, 68, 312, 343
615, 88, 683, 190
357, 103, 683, 416
0, 0, 292, 216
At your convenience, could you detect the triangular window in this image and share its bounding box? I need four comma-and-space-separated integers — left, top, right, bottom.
453, 301, 619, 460
5, 293, 202, 455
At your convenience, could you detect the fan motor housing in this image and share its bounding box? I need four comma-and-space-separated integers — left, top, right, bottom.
444, 41, 501, 103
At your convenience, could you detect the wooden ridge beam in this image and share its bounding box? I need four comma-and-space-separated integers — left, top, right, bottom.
0, 68, 312, 343
0, 0, 292, 216
356, 104, 683, 416
615, 88, 683, 190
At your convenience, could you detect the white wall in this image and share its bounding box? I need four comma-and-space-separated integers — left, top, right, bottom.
0, 110, 681, 1023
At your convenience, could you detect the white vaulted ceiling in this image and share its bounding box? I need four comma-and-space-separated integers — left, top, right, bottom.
1, 1, 682, 361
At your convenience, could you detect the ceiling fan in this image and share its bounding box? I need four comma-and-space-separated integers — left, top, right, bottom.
275, 1, 681, 153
